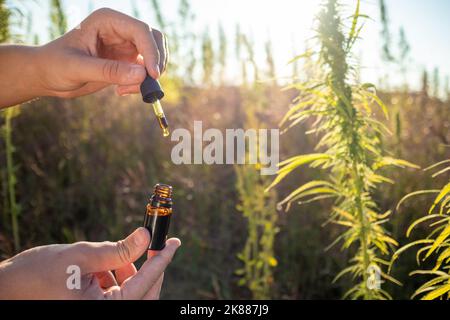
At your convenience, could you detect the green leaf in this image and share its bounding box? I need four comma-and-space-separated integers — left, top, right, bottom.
346, 0, 360, 50
365, 91, 389, 119
422, 283, 450, 300
375, 157, 420, 170
277, 153, 331, 169
389, 240, 434, 273
279, 99, 315, 127
429, 184, 450, 214
432, 166, 450, 178
396, 190, 441, 211
361, 83, 376, 90
332, 207, 355, 222
368, 174, 394, 185
364, 117, 393, 135
416, 245, 433, 265
425, 223, 450, 259
411, 276, 448, 299
380, 271, 402, 286
424, 160, 450, 171
279, 181, 336, 206
287, 50, 315, 65
406, 214, 445, 237
410, 270, 450, 277
434, 247, 450, 271
265, 154, 331, 192
332, 265, 356, 283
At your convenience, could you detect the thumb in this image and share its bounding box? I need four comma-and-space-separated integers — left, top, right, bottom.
74, 55, 147, 86
74, 227, 150, 274
120, 238, 181, 300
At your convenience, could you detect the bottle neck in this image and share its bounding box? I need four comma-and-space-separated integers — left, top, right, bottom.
150, 184, 173, 208
154, 184, 172, 198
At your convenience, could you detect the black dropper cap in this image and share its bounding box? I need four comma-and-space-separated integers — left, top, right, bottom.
140, 74, 164, 103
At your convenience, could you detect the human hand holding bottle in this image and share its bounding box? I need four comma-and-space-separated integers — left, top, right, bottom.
0, 228, 181, 299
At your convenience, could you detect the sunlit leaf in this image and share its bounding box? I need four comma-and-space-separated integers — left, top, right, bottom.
429, 184, 450, 214
374, 157, 420, 170
424, 160, 450, 171
422, 283, 450, 300
389, 240, 434, 273
346, 0, 360, 51
287, 50, 315, 65
425, 223, 450, 259
396, 190, 441, 211
406, 214, 445, 237
279, 182, 337, 206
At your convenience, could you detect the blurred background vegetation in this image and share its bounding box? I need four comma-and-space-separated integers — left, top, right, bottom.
0, 0, 449, 299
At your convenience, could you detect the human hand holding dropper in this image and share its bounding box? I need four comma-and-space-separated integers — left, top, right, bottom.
0, 7, 168, 108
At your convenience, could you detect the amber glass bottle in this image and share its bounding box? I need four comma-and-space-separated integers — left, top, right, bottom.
143, 184, 173, 250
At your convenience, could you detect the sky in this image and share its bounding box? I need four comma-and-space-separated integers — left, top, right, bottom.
12, 0, 450, 92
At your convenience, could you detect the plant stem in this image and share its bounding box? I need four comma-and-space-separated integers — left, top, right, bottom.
352, 161, 371, 299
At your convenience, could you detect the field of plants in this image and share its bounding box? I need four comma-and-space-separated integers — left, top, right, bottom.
0, 0, 449, 300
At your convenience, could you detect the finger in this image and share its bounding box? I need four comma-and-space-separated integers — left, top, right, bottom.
142, 250, 165, 299
151, 29, 167, 75
162, 32, 169, 74
74, 56, 147, 86
100, 9, 161, 79
135, 27, 161, 79
55, 82, 109, 99
120, 238, 181, 300
73, 227, 150, 274
135, 55, 145, 66
95, 271, 118, 289
116, 84, 141, 96
88, 9, 163, 78
115, 263, 137, 286
143, 273, 164, 300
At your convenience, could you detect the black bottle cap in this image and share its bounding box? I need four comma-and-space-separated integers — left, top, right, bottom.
140, 75, 164, 103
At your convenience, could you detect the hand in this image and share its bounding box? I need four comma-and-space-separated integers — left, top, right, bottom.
0, 228, 181, 300
0, 8, 168, 107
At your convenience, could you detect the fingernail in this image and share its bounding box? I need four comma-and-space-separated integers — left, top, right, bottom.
128, 64, 145, 81
170, 238, 182, 249
133, 228, 148, 246
154, 64, 161, 78
116, 88, 129, 97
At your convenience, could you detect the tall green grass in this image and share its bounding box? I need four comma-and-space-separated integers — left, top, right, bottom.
234, 32, 278, 299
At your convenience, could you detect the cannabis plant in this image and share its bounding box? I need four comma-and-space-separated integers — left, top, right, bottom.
391, 159, 450, 300
267, 0, 417, 299
235, 34, 278, 299
235, 154, 278, 299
